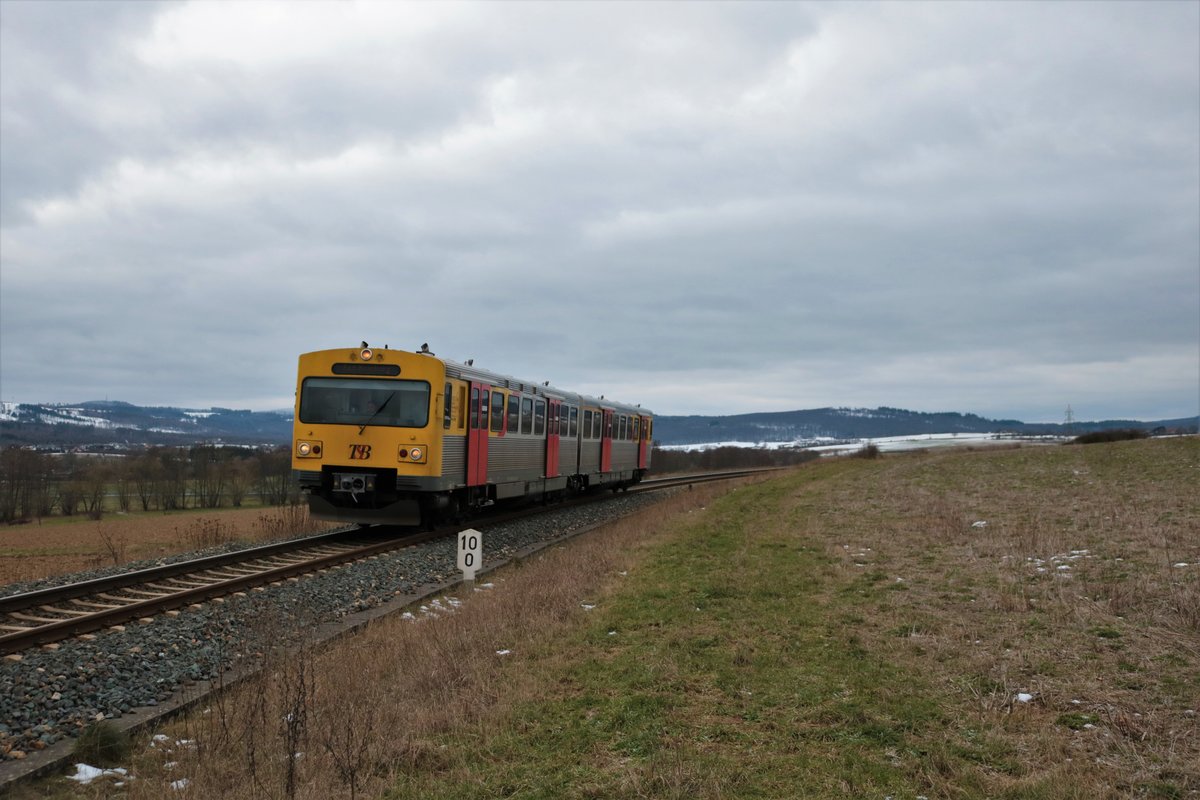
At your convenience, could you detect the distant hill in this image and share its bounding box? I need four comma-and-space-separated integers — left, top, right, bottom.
651, 406, 1197, 446
0, 401, 292, 448
0, 400, 1193, 449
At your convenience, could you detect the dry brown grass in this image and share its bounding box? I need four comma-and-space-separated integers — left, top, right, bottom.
806, 438, 1199, 795
0, 505, 336, 586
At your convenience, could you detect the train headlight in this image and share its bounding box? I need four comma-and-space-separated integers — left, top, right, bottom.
360, 348, 373, 361
296, 440, 323, 458
399, 444, 427, 463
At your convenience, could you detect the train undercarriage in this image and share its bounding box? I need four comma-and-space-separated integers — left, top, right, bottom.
298, 466, 643, 527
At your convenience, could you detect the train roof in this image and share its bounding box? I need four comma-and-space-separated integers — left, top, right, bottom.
440, 356, 651, 415
300, 347, 651, 416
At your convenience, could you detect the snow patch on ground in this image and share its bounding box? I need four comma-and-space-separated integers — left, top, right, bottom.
660, 432, 1065, 455
68, 763, 129, 785
37, 407, 121, 428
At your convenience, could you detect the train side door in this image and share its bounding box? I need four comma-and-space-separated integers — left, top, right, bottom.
637, 415, 650, 469
545, 399, 560, 477
600, 409, 613, 472
467, 382, 489, 486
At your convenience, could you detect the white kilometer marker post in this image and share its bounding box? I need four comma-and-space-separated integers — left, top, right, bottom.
457, 528, 482, 585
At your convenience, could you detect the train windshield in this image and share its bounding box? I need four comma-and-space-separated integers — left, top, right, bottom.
299, 378, 431, 428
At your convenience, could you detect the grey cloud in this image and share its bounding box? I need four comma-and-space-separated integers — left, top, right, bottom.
1, 1, 1196, 422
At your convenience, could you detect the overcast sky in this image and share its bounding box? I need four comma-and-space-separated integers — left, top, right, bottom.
2, 1, 1197, 422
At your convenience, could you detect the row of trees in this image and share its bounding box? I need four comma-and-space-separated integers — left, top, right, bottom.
0, 442, 824, 524
0, 446, 297, 524
649, 445, 819, 474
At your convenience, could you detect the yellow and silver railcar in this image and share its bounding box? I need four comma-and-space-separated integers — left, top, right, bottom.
292, 344, 653, 526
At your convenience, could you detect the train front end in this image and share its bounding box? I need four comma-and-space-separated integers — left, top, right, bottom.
292, 346, 446, 526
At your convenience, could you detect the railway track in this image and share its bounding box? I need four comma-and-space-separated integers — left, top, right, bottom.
0, 468, 775, 657
633, 468, 778, 492
0, 529, 435, 656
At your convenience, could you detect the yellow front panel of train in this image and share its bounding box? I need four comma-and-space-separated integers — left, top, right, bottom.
291, 348, 445, 476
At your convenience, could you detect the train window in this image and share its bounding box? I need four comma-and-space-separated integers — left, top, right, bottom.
443, 383, 452, 429
633, 416, 639, 441
604, 413, 612, 438
569, 407, 578, 437
300, 377, 431, 429
594, 412, 602, 439
521, 398, 533, 434
507, 394, 520, 434
480, 390, 490, 432
583, 410, 592, 439
534, 400, 546, 436
491, 391, 504, 432
620, 415, 628, 440
559, 406, 568, 436
470, 388, 479, 429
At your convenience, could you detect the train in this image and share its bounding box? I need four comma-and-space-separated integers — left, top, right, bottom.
291, 344, 654, 526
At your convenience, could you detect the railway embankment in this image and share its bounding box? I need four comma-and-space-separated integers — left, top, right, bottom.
8, 437, 1199, 798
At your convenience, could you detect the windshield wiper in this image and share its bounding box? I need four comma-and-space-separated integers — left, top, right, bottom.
358, 392, 397, 435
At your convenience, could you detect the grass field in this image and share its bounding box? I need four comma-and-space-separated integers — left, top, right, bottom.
14, 437, 1199, 798
0, 504, 334, 586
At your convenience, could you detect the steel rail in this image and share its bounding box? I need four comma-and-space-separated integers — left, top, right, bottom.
0, 530, 444, 655
0, 526, 359, 616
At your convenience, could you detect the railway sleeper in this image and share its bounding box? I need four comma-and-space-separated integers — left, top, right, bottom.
38, 606, 92, 618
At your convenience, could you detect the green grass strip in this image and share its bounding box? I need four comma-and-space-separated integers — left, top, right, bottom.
387, 470, 993, 799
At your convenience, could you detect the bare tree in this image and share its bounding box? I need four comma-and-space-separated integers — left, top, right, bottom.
157, 448, 190, 510
191, 444, 226, 509
225, 455, 256, 507
131, 450, 159, 511
55, 454, 83, 516
80, 458, 111, 519
112, 456, 134, 512
257, 447, 294, 506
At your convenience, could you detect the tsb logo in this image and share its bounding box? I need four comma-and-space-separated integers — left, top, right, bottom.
348, 444, 372, 460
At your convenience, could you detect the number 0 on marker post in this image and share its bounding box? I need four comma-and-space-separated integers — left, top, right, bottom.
457, 529, 482, 582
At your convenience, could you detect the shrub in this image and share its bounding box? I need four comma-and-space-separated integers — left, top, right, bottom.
1072, 429, 1149, 445
73, 721, 130, 766
854, 443, 881, 459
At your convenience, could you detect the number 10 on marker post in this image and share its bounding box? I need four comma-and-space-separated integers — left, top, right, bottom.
457, 528, 482, 583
